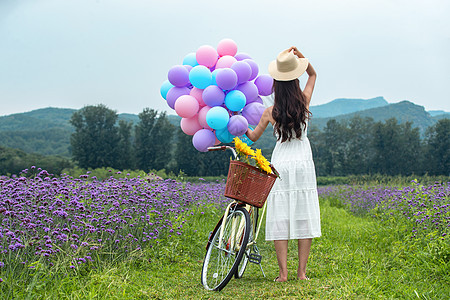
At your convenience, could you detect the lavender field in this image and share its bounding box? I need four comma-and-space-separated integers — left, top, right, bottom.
319, 181, 450, 243
0, 168, 228, 288
0, 169, 449, 298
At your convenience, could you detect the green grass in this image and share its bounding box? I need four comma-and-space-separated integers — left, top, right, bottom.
4, 199, 449, 299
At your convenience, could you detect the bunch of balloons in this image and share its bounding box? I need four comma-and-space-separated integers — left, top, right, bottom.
160, 38, 273, 152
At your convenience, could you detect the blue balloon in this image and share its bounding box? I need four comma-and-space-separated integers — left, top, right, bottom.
160, 80, 174, 100
206, 106, 230, 129
215, 127, 235, 143
240, 128, 254, 146
189, 65, 212, 89
225, 90, 246, 112
211, 69, 219, 86
183, 52, 199, 67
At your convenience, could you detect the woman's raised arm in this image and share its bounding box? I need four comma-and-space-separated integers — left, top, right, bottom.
289, 46, 317, 105
245, 107, 272, 142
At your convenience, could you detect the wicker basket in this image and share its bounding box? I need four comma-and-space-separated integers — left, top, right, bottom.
224, 160, 277, 208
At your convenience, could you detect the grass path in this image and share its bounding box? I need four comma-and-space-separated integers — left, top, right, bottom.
23, 201, 449, 299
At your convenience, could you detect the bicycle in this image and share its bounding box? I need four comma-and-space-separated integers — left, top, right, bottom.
201, 145, 279, 291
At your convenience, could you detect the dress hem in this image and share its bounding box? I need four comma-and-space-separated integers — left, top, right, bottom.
265, 234, 321, 241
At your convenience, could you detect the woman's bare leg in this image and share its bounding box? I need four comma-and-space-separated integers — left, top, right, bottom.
273, 240, 288, 281
297, 238, 312, 279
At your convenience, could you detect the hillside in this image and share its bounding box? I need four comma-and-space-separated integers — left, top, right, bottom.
309, 96, 388, 118
309, 101, 437, 133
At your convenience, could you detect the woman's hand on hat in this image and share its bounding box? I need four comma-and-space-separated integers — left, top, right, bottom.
288, 46, 305, 59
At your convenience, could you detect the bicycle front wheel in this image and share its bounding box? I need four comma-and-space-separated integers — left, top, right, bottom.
201, 206, 250, 291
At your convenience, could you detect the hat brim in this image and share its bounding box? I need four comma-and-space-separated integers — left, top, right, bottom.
268, 57, 309, 81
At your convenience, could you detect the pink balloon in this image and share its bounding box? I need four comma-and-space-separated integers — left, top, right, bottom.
196, 45, 218, 68
180, 115, 202, 135
242, 102, 266, 126
215, 55, 238, 69
254, 74, 274, 96
166, 86, 190, 109
217, 38, 238, 57
214, 136, 221, 146
198, 106, 213, 129
192, 129, 216, 152
175, 95, 199, 118
190, 87, 205, 106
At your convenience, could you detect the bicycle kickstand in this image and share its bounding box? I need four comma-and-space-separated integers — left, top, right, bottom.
249, 245, 266, 278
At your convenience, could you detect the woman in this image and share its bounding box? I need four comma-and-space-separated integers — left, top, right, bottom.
246, 46, 321, 282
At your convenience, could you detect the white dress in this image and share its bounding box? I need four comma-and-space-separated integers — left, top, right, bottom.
265, 123, 322, 240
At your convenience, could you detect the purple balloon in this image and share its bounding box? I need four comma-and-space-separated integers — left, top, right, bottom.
247, 96, 264, 105
227, 115, 249, 136
235, 82, 259, 103
215, 68, 238, 90
242, 102, 266, 126
184, 65, 193, 72
254, 74, 273, 96
243, 59, 259, 81
168, 65, 190, 87
192, 129, 216, 152
231, 61, 252, 84
202, 85, 225, 107
166, 86, 190, 109
234, 52, 252, 61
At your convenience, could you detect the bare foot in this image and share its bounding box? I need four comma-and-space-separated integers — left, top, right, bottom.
274, 276, 287, 282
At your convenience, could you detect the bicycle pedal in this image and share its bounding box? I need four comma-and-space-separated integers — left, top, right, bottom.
249, 253, 262, 264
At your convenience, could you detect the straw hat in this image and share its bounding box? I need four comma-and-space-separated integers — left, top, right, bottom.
268, 49, 309, 81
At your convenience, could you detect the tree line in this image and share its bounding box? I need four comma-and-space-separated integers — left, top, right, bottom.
69, 104, 230, 177
308, 116, 449, 176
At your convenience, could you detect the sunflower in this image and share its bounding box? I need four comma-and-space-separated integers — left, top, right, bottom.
234, 137, 255, 158
251, 149, 272, 174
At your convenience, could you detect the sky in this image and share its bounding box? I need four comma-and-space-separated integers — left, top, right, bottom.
1, 0, 449, 116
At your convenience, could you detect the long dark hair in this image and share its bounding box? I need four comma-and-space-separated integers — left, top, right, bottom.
272, 79, 311, 142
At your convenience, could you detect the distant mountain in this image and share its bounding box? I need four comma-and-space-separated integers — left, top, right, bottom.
0, 107, 155, 133
0, 107, 75, 132
428, 110, 447, 117
309, 96, 388, 118
431, 113, 450, 121
309, 100, 436, 134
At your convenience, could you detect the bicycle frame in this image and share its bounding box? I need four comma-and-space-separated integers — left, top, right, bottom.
207, 146, 267, 255
217, 201, 267, 252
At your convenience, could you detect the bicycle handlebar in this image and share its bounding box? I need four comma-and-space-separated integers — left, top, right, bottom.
207, 146, 228, 151
207, 145, 238, 160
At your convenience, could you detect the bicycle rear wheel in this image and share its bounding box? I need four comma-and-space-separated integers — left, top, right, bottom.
201, 206, 250, 291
